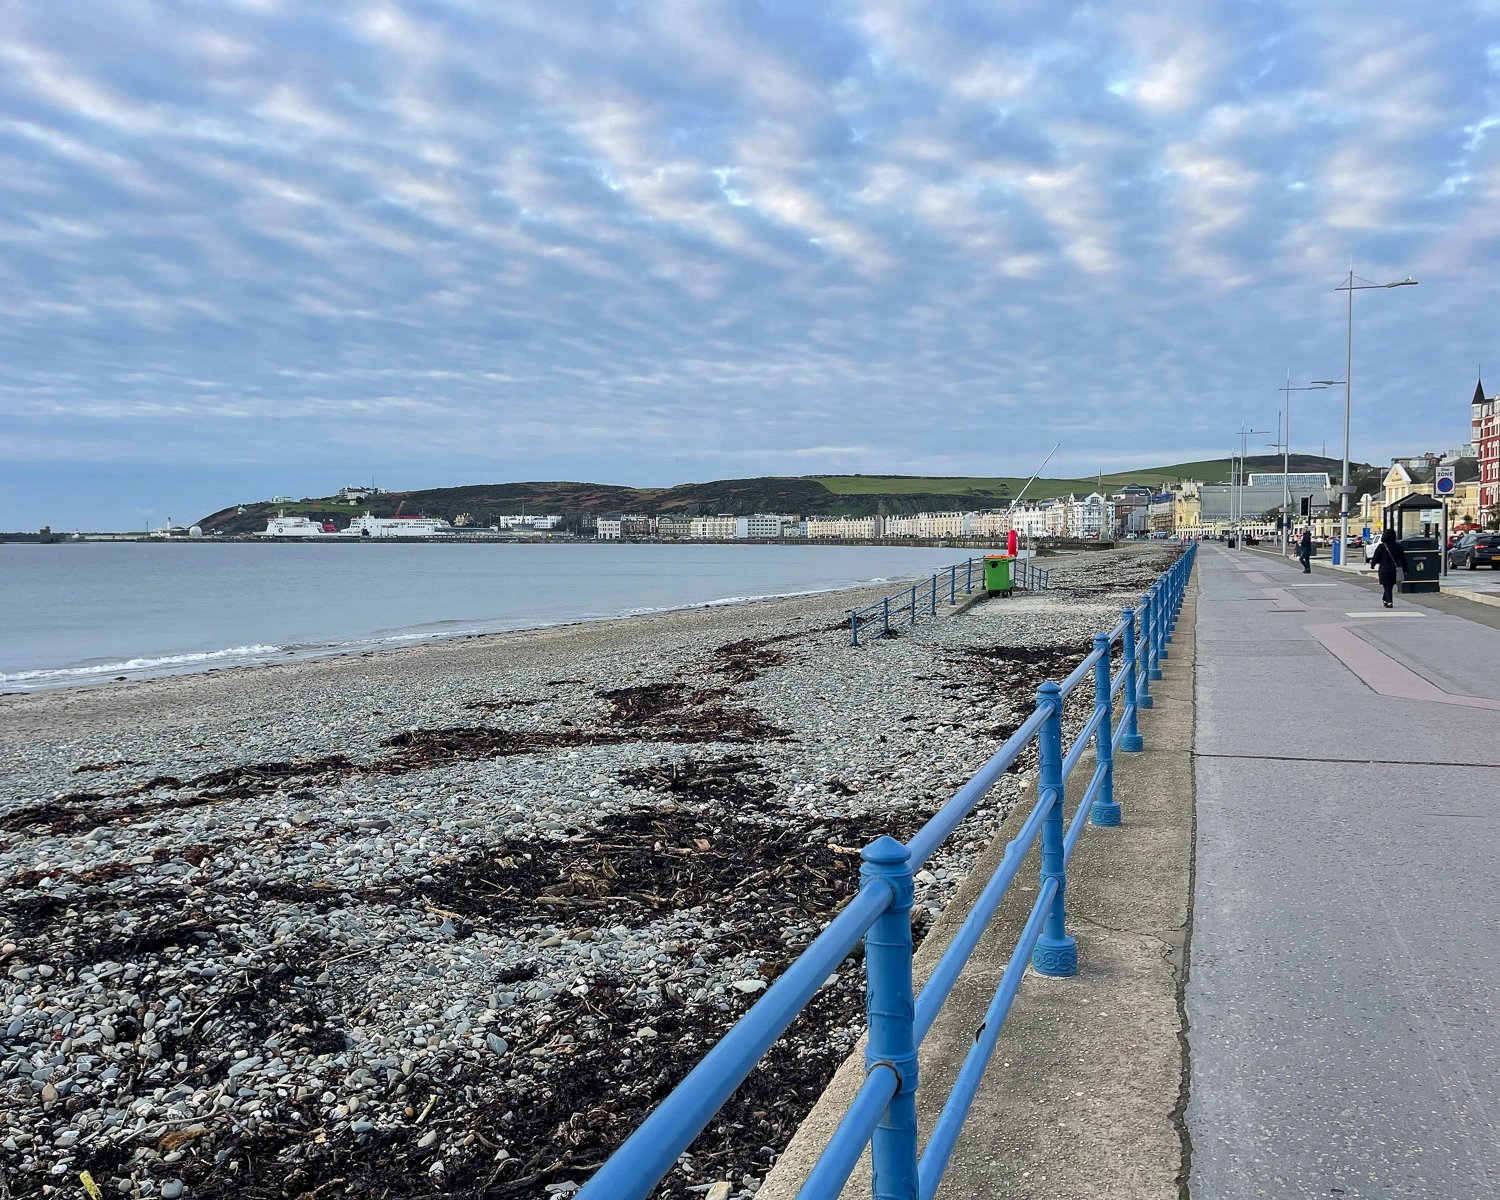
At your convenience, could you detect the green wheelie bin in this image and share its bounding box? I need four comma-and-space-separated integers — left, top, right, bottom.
984, 554, 1014, 597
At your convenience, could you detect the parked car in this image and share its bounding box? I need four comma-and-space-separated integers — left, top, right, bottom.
1448, 532, 1500, 570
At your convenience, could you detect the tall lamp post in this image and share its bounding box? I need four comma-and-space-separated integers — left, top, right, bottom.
1232, 424, 1269, 545
1322, 267, 1418, 563
1277, 373, 1330, 556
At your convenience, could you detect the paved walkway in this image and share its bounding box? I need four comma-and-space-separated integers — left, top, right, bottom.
1188, 545, 1500, 1198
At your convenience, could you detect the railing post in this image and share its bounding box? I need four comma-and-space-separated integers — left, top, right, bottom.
949, 566, 956, 606
861, 836, 919, 1200
1136, 592, 1155, 708
851, 611, 859, 647
1031, 682, 1076, 976
883, 596, 890, 637
1119, 606, 1143, 751
966, 558, 973, 594
1147, 585, 1163, 681
930, 574, 937, 616
1164, 557, 1180, 645
1156, 577, 1170, 665
1089, 633, 1120, 825
910, 584, 917, 625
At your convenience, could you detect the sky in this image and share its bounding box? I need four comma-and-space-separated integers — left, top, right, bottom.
3, 1, 1499, 529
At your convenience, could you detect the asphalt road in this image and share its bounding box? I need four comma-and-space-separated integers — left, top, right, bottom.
1188, 544, 1500, 1199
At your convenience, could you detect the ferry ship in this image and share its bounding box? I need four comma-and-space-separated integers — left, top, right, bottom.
343, 513, 454, 538
259, 511, 455, 538
259, 514, 340, 537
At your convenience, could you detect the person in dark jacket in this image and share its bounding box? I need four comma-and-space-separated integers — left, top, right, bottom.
1368, 528, 1407, 608
1297, 528, 1313, 573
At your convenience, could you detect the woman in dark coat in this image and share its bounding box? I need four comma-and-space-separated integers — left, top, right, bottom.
1368, 528, 1407, 608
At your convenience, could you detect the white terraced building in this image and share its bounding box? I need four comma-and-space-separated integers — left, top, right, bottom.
882, 511, 966, 538
805, 515, 883, 539
689, 515, 738, 539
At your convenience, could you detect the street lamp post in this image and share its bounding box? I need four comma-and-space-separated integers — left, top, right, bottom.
1278, 373, 1330, 557
1232, 424, 1269, 546
1325, 267, 1418, 563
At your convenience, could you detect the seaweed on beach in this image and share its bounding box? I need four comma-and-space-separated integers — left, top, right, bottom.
942, 641, 1092, 694
596, 682, 790, 743
710, 631, 799, 684
0, 756, 359, 836
378, 726, 630, 769
617, 756, 777, 808
54, 809, 917, 1200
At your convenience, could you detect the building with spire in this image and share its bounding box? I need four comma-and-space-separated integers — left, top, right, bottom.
1473, 377, 1499, 519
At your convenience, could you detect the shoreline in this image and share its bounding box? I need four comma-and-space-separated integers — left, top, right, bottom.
0, 575, 937, 706
4, 547, 1007, 696
0, 546, 1177, 1200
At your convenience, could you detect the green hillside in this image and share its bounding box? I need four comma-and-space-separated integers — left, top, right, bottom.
199, 455, 1368, 535
815, 455, 1357, 502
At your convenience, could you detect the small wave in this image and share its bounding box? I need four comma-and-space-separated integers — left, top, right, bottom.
0, 644, 283, 685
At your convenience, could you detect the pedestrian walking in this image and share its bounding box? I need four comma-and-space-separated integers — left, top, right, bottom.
1297, 528, 1313, 573
1368, 528, 1407, 608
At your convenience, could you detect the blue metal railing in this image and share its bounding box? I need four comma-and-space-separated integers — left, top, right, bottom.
850, 556, 1052, 646
576, 542, 1195, 1200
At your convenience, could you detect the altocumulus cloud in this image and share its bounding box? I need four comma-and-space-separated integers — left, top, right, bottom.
2, 0, 1499, 524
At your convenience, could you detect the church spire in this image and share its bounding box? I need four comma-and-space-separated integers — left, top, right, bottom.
1474, 375, 1487, 406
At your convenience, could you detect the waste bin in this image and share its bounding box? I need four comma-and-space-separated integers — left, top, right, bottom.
1399, 543, 1441, 592
1384, 493, 1443, 593
984, 555, 1014, 597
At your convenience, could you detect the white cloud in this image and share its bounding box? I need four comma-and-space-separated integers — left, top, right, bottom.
0, 0, 1497, 528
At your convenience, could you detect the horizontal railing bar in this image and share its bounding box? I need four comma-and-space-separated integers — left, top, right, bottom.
916, 876, 1060, 1198
1060, 705, 1106, 780
913, 793, 1050, 1041
1058, 645, 1106, 698
904, 701, 1054, 869
795, 1066, 900, 1200
1111, 660, 1132, 698
573, 880, 895, 1200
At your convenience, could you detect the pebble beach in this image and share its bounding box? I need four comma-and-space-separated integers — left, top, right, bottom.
0, 544, 1179, 1200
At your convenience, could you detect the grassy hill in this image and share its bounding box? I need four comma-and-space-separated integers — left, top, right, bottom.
198, 454, 1367, 535
814, 454, 1356, 502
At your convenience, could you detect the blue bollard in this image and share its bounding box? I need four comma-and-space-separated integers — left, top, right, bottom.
1031, 682, 1077, 976
861, 837, 920, 1200
1120, 607, 1144, 751
1137, 592, 1155, 707
1089, 633, 1120, 825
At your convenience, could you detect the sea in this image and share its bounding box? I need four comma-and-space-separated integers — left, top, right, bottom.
1, 541, 989, 693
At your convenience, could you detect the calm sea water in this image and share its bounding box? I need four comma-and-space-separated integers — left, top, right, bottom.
1, 542, 985, 692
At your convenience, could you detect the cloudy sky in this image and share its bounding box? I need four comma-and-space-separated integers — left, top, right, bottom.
3, 0, 1498, 528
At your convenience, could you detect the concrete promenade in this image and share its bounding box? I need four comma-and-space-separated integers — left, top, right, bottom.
1189, 544, 1500, 1198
